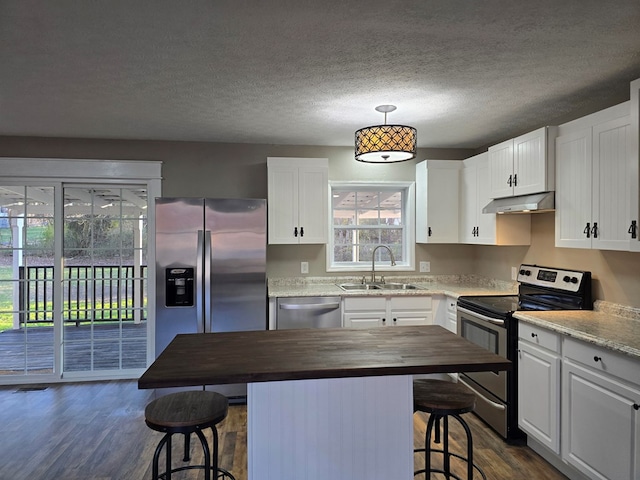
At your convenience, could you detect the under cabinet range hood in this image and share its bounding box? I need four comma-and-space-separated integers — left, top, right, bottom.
482, 191, 555, 214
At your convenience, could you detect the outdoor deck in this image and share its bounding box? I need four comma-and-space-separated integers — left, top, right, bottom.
0, 322, 147, 374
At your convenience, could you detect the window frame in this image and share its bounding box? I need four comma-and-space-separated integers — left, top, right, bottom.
327, 181, 415, 273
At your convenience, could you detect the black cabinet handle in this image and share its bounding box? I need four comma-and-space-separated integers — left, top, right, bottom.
583, 222, 591, 238
294, 227, 298, 237
591, 222, 598, 239
629, 220, 637, 239
507, 174, 513, 187
428, 227, 432, 237
531, 332, 538, 338
393, 318, 397, 323
300, 227, 304, 237
594, 356, 602, 362
513, 173, 518, 187
634, 403, 640, 411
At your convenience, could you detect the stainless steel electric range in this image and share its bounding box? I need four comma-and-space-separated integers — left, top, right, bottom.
456, 264, 593, 442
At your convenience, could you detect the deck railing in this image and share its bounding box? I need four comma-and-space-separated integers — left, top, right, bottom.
18, 265, 147, 325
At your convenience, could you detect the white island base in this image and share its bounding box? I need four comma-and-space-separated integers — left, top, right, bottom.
248, 375, 414, 480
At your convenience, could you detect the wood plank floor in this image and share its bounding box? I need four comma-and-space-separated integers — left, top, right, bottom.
0, 380, 567, 480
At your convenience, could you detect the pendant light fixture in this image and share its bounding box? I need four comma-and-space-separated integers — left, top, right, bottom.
355, 105, 417, 163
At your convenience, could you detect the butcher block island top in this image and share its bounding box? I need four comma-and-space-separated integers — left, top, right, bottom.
138, 325, 510, 389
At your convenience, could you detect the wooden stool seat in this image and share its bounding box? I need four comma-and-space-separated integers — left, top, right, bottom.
145, 391, 228, 431
144, 391, 235, 480
413, 379, 476, 415
413, 379, 486, 480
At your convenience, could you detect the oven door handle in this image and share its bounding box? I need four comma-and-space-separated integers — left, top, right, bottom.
457, 306, 505, 326
458, 377, 506, 411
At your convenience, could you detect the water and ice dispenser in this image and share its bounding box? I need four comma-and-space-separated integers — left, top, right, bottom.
165, 268, 194, 307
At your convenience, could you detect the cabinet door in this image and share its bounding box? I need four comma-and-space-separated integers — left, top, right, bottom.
488, 138, 514, 199
416, 161, 460, 243
555, 129, 593, 248
562, 359, 640, 480
630, 78, 640, 252
475, 156, 497, 245
592, 116, 632, 251
459, 162, 478, 243
267, 164, 299, 244
518, 341, 560, 454
298, 165, 328, 244
391, 312, 432, 326
513, 127, 549, 196
343, 312, 384, 328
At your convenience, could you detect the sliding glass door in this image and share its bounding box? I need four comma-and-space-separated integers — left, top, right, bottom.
0, 158, 160, 384
0, 185, 55, 376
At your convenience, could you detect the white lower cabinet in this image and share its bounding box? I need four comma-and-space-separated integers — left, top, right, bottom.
562, 339, 640, 480
517, 323, 561, 454
343, 296, 433, 328
518, 321, 640, 480
445, 296, 457, 333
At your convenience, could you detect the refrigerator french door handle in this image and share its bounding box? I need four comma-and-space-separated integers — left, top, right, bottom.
196, 230, 205, 333
204, 230, 213, 333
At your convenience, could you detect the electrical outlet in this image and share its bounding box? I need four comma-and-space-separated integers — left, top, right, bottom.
301, 262, 309, 274
419, 261, 430, 273
511, 266, 518, 280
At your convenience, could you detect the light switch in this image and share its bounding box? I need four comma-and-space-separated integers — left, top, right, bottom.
419, 261, 430, 273
301, 262, 309, 274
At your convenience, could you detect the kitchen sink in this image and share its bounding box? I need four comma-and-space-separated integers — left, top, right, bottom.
375, 283, 420, 290
336, 282, 422, 291
336, 283, 380, 291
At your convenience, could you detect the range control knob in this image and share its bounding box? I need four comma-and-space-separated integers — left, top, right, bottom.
563, 275, 571, 283
571, 277, 579, 284
520, 269, 531, 276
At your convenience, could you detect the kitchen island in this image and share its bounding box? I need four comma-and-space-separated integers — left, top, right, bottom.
139, 325, 510, 480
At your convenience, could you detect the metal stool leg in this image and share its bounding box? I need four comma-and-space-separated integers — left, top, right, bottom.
194, 428, 211, 480
152, 433, 170, 480
442, 415, 451, 479
165, 433, 172, 480
183, 432, 191, 461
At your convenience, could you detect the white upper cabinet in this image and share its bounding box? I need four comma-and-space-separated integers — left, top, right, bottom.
415, 160, 461, 243
488, 127, 557, 199
267, 157, 328, 244
630, 78, 640, 252
459, 152, 530, 245
555, 103, 633, 251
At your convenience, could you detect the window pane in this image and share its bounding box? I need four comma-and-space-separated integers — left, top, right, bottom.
331, 186, 407, 267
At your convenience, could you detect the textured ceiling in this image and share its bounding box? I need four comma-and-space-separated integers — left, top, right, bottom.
1, 0, 640, 149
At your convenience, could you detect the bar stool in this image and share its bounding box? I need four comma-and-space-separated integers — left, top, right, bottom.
413, 379, 486, 480
144, 390, 236, 480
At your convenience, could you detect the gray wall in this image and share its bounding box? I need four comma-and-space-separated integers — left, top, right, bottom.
1, 135, 639, 306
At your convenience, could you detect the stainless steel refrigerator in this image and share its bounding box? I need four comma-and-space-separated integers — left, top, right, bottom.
155, 197, 267, 399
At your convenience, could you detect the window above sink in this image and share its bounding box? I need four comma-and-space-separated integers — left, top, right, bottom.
327, 181, 415, 273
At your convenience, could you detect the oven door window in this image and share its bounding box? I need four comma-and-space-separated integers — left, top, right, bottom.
461, 319, 499, 355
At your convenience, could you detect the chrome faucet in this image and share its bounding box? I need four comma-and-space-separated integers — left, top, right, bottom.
371, 245, 396, 284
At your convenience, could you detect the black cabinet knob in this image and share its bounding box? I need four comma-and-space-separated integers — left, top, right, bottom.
531, 332, 538, 338
634, 403, 640, 411
594, 356, 602, 362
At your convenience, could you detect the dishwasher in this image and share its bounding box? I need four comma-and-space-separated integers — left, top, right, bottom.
276, 296, 342, 330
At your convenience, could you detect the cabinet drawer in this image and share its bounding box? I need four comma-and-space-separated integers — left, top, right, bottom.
519, 323, 560, 353
563, 337, 640, 385
343, 296, 387, 311
389, 296, 432, 311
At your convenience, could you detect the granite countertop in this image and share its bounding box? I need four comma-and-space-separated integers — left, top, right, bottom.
514, 301, 640, 360
267, 275, 516, 298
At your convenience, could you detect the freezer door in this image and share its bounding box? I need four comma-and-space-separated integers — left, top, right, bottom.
155, 198, 204, 356
205, 198, 267, 333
